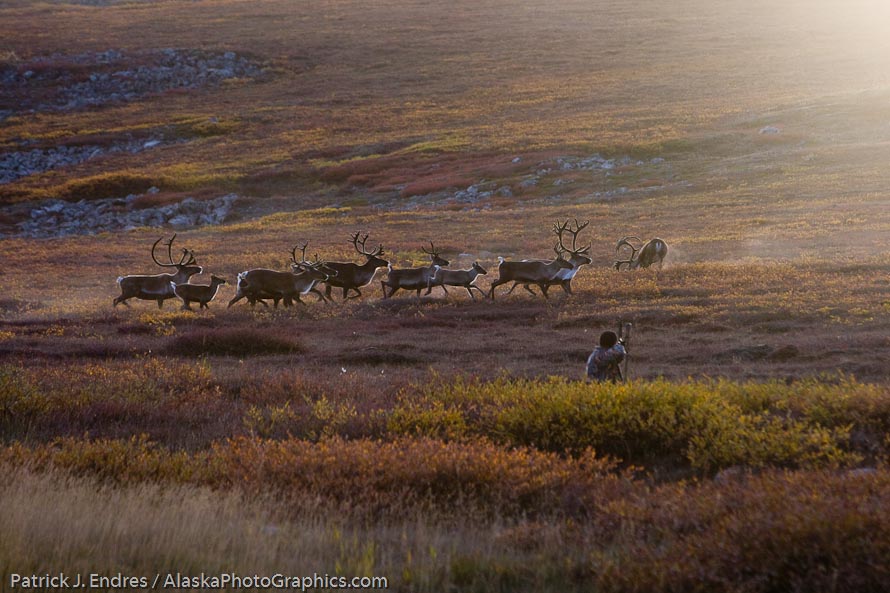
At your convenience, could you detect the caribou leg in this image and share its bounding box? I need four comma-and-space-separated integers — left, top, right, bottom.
469, 285, 487, 300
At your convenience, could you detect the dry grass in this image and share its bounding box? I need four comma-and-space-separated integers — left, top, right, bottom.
3, 462, 890, 592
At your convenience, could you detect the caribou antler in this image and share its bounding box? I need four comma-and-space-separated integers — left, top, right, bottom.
290, 241, 310, 268
350, 231, 384, 257
178, 248, 197, 267
421, 241, 440, 257
615, 236, 643, 255
555, 219, 591, 254
151, 234, 197, 268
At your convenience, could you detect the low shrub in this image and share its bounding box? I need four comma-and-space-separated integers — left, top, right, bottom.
166, 328, 305, 357
390, 377, 879, 472
597, 468, 890, 592
0, 435, 627, 519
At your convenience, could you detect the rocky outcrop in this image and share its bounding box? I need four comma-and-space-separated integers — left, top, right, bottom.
0, 139, 167, 184
1, 49, 265, 118
14, 192, 237, 238
396, 154, 671, 211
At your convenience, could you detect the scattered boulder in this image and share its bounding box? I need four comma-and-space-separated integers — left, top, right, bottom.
0, 139, 166, 184
3, 48, 266, 117
15, 192, 237, 238
759, 126, 781, 134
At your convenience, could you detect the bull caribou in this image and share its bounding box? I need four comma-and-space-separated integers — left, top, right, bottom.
113, 234, 202, 308
506, 219, 591, 297
488, 242, 574, 300
315, 232, 389, 301
228, 243, 334, 308
614, 236, 668, 270
382, 242, 449, 298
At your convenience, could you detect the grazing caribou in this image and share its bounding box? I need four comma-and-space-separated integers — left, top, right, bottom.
488, 242, 574, 300
507, 219, 592, 297
228, 244, 334, 308
381, 242, 450, 298
172, 275, 227, 310
113, 234, 202, 308
614, 236, 668, 270
426, 261, 488, 300
315, 232, 389, 301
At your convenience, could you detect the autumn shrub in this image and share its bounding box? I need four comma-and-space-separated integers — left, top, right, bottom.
166, 327, 305, 357
596, 468, 890, 593
390, 377, 879, 472
242, 395, 369, 440
0, 435, 627, 519
0, 359, 223, 442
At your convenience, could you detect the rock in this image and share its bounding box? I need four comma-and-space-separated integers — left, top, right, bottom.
496, 186, 513, 197
12, 192, 238, 238
143, 140, 161, 149
168, 214, 194, 228
519, 178, 538, 189
511, 157, 521, 163
44, 201, 66, 214
651, 157, 665, 164
759, 126, 781, 134
6, 49, 265, 118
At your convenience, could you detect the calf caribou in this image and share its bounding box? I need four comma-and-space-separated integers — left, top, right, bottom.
113, 234, 202, 308
382, 242, 450, 298
614, 236, 668, 270
172, 275, 227, 310
426, 261, 488, 300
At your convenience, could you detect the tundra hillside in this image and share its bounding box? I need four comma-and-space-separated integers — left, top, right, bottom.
1, 1, 890, 591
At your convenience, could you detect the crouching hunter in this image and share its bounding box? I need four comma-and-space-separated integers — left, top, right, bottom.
586, 330, 626, 382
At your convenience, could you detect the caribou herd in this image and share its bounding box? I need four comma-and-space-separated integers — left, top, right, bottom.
113, 223, 668, 309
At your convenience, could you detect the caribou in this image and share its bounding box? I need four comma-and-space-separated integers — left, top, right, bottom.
426, 261, 488, 300
113, 234, 203, 308
506, 219, 592, 297
488, 242, 574, 300
227, 244, 334, 308
382, 242, 450, 298
314, 232, 389, 301
172, 275, 227, 310
614, 236, 668, 270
